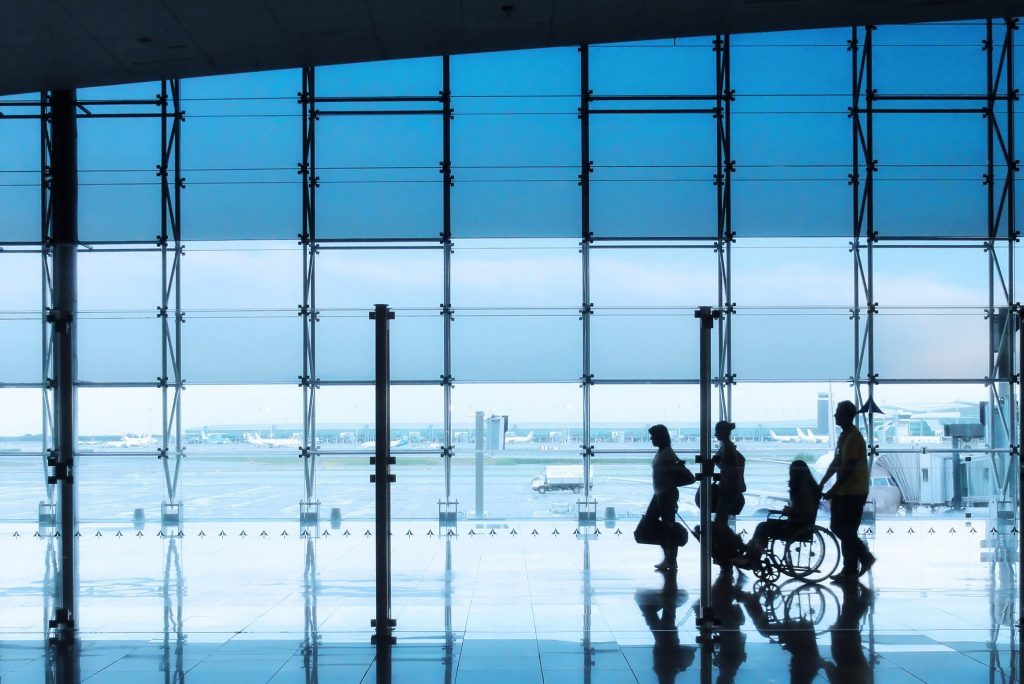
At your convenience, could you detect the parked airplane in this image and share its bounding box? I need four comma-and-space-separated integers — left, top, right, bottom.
797, 428, 830, 444
244, 432, 302, 449
103, 433, 156, 449
505, 431, 534, 446
359, 437, 409, 449
768, 429, 802, 443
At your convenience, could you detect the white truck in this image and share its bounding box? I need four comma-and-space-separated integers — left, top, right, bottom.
531, 465, 592, 494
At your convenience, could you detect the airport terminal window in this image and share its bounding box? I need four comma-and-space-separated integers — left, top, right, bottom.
318, 309, 443, 382
0, 388, 44, 520
731, 239, 851, 307
184, 70, 301, 241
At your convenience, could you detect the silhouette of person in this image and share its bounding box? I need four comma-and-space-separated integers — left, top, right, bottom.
735, 460, 820, 566
737, 582, 825, 684
708, 571, 747, 684
634, 570, 697, 684
713, 420, 746, 526
821, 400, 876, 581
823, 581, 874, 684
647, 424, 687, 570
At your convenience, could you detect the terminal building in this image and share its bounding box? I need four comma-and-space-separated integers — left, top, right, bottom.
0, 2, 1021, 682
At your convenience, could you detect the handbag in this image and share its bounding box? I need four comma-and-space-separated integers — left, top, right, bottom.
634, 512, 689, 547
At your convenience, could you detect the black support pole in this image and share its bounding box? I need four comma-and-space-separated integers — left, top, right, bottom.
48, 89, 78, 644
370, 304, 395, 675
695, 307, 718, 631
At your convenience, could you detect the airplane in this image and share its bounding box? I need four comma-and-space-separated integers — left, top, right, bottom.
198, 431, 234, 445
359, 437, 409, 449
103, 433, 156, 448
768, 429, 802, 444
505, 431, 534, 446
797, 428, 829, 444
244, 432, 302, 449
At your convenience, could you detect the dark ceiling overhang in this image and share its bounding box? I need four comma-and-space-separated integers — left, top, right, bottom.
0, 0, 1021, 96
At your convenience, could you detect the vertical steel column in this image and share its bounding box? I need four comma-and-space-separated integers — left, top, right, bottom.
47, 89, 78, 642
851, 26, 876, 453
580, 45, 594, 500
442, 55, 454, 507
40, 92, 57, 523
159, 79, 184, 526
300, 67, 320, 525
985, 19, 1019, 507
714, 35, 734, 421
370, 304, 395, 657
695, 306, 718, 629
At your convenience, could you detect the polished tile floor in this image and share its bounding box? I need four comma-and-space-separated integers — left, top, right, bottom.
0, 518, 1017, 682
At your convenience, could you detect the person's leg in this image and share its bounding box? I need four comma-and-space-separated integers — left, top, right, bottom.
655, 490, 679, 568
830, 496, 858, 576
850, 495, 875, 573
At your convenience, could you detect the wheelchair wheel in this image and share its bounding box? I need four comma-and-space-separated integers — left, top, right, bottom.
752, 556, 781, 583
781, 525, 840, 583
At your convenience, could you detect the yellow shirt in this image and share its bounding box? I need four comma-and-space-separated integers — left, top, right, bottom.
834, 427, 869, 497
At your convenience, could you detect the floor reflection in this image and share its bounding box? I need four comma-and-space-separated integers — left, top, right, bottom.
634, 570, 697, 683
16, 521, 1016, 684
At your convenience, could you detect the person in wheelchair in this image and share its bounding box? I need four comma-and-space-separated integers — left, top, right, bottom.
733, 460, 820, 568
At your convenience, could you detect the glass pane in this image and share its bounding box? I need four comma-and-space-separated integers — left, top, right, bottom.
591, 311, 699, 380
450, 383, 581, 519
78, 314, 161, 383
183, 313, 301, 384
318, 310, 442, 383
451, 239, 580, 308
181, 384, 302, 521
732, 308, 852, 380
78, 90, 162, 242
0, 388, 44, 521
452, 311, 580, 382
184, 69, 301, 240
590, 38, 716, 96
0, 318, 40, 383
590, 384, 703, 520
590, 245, 718, 307
873, 23, 987, 95
183, 242, 301, 311
452, 48, 580, 238
0, 117, 40, 243
874, 115, 987, 237
79, 249, 160, 311
732, 238, 851, 307
874, 245, 988, 306
317, 247, 442, 310
874, 308, 987, 379
318, 115, 441, 240
590, 115, 716, 238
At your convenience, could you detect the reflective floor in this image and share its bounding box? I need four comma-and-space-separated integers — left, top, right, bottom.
0, 519, 1017, 682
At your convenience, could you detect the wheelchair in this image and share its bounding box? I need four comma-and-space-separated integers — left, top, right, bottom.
747, 511, 840, 585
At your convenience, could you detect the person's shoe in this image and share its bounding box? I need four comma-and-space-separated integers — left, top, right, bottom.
654, 562, 677, 571
858, 554, 876, 577
830, 571, 858, 583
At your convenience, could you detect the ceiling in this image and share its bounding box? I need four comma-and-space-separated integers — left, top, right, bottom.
0, 0, 1020, 95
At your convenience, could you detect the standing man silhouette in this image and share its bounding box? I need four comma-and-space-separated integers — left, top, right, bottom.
648, 424, 686, 570
821, 400, 876, 581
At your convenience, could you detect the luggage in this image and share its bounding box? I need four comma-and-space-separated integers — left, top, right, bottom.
634, 513, 689, 547
692, 523, 745, 568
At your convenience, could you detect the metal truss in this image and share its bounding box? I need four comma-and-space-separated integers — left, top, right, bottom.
300, 67, 320, 526
983, 18, 1018, 506
579, 45, 594, 503
40, 92, 56, 524
850, 25, 877, 460
159, 80, 185, 527
714, 34, 734, 422
441, 55, 455, 518
302, 537, 320, 684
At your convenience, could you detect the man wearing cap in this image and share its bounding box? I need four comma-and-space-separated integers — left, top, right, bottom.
821, 400, 876, 581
